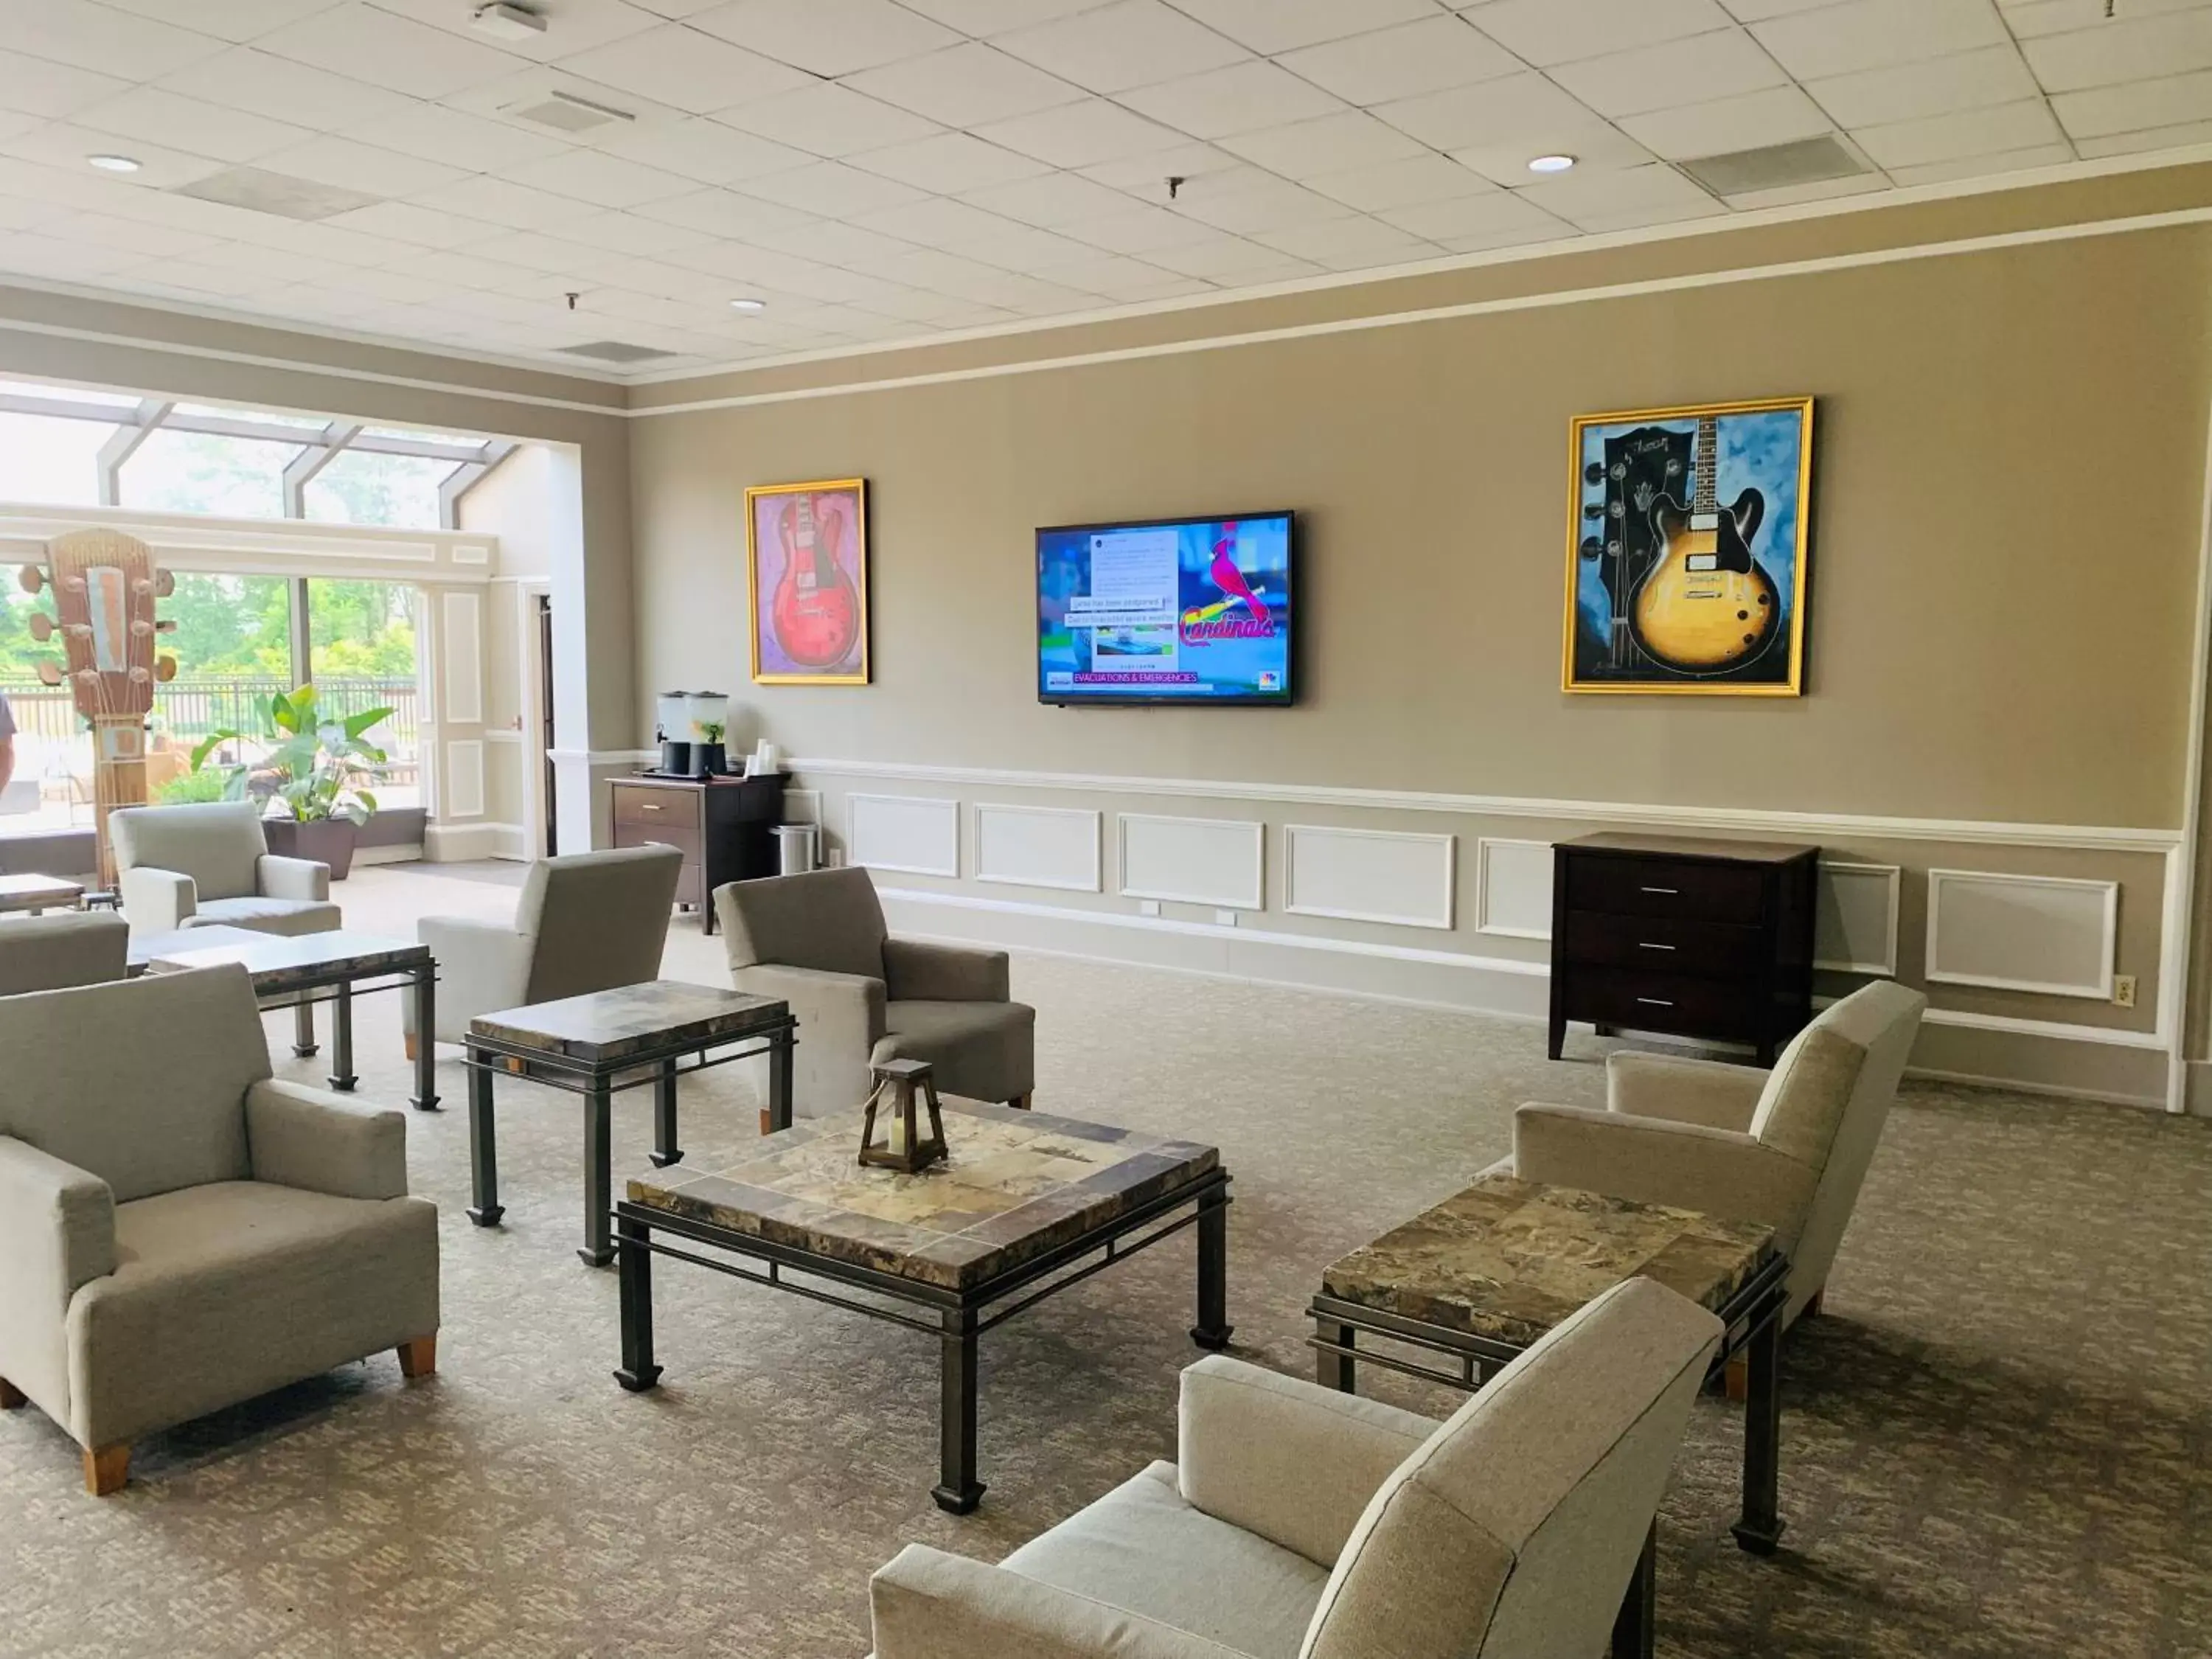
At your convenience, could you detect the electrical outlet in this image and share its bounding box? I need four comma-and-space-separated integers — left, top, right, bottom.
2113, 973, 2137, 1008
1214, 908, 1239, 927
1138, 899, 1161, 917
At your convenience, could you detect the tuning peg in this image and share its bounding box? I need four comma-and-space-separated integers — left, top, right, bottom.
153, 568, 174, 598
27, 613, 52, 641
156, 655, 177, 682
155, 618, 176, 633
18, 565, 42, 595
35, 659, 60, 686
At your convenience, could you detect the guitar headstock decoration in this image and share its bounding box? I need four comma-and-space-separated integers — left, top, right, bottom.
17, 527, 178, 886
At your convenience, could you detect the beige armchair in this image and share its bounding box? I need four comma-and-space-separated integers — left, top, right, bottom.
716, 866, 1035, 1116
408, 844, 682, 1048
111, 801, 338, 937
0, 964, 439, 1495
1502, 979, 1927, 1326
0, 911, 127, 995
870, 1277, 1721, 1659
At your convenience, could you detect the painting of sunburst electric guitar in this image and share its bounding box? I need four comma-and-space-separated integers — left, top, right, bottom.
1631, 411, 1778, 673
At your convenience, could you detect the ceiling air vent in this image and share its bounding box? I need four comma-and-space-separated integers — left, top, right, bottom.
505, 89, 636, 133
557, 340, 679, 364
1679, 134, 1868, 197
174, 167, 381, 221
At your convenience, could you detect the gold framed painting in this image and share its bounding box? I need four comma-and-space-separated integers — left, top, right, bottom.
1562, 396, 1814, 695
746, 477, 869, 685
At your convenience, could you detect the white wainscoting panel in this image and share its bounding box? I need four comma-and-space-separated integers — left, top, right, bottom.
1926, 869, 2118, 998
1815, 861, 1901, 975
444, 739, 484, 819
441, 590, 482, 726
1283, 824, 1454, 930
848, 793, 959, 877
975, 803, 1102, 892
1119, 813, 1265, 910
1475, 838, 1555, 939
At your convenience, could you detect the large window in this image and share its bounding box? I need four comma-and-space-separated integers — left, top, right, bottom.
122, 430, 302, 519
309, 580, 422, 809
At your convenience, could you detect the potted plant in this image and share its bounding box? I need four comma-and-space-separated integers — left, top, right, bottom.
189, 684, 392, 880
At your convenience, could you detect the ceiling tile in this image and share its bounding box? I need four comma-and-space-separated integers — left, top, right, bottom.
1620, 84, 1834, 159
1079, 139, 1245, 192
42, 212, 222, 259
2000, 0, 2212, 41
1, 123, 227, 189
339, 102, 572, 174
1166, 0, 1446, 55
734, 158, 932, 215
959, 168, 1146, 226
1377, 187, 1569, 239
0, 233, 157, 279
2023, 8, 2212, 92
1750, 0, 2010, 80
974, 98, 1189, 167
1057, 202, 1226, 251
1276, 15, 1521, 105
895, 0, 1100, 31
549, 208, 721, 254
466, 229, 616, 274
1882, 139, 2076, 186
138, 258, 287, 296
1720, 169, 1888, 209
688, 0, 959, 76
1464, 0, 1736, 67
498, 147, 700, 207
1715, 0, 1855, 18
1118, 60, 1349, 139
1374, 69, 1601, 150
555, 21, 813, 114
995, 1, 1250, 96
594, 116, 815, 183
1568, 194, 1728, 232
1804, 44, 2039, 128
1514, 158, 1716, 218
251, 133, 467, 198
1141, 232, 1318, 279
70, 86, 312, 164
2053, 67, 2212, 136
1169, 169, 1358, 233
752, 218, 923, 266
253, 1, 525, 97
0, 49, 129, 121
847, 131, 1052, 191
408, 173, 602, 229
155, 46, 416, 130
1250, 213, 1440, 268
1551, 29, 1790, 117
1303, 151, 1498, 210
844, 42, 1089, 126
367, 0, 664, 60
96, 0, 346, 44
1031, 252, 1202, 298
2074, 115, 2212, 155
717, 83, 946, 158
633, 184, 819, 235
1218, 111, 1428, 178
0, 0, 229, 80
1851, 97, 2066, 168
852, 195, 1034, 248
320, 200, 504, 248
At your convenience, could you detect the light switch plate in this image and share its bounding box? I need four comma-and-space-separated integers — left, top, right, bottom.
1138, 899, 1161, 917
1214, 909, 1238, 927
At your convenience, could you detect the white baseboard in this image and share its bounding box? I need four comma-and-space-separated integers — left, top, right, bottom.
352, 843, 422, 867
423, 821, 516, 863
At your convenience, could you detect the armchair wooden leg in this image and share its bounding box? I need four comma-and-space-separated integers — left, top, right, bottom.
397, 1335, 437, 1380
1724, 1356, 1748, 1402
83, 1442, 129, 1496
0, 1377, 25, 1409
1008, 1093, 1032, 1110
404, 1033, 419, 1062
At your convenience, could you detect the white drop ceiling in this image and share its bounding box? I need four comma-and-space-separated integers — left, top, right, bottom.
0, 0, 2205, 380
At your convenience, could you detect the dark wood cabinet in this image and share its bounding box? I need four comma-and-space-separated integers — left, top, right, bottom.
1548, 832, 1818, 1066
608, 773, 789, 935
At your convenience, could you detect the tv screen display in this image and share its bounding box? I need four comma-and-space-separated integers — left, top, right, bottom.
1037, 511, 1295, 706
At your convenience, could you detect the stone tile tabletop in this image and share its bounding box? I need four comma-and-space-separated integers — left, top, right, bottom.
137, 927, 428, 992
629, 1102, 1220, 1290
470, 978, 790, 1065
1322, 1172, 1774, 1347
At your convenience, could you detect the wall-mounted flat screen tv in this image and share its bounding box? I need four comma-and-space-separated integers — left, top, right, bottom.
1037, 511, 1295, 706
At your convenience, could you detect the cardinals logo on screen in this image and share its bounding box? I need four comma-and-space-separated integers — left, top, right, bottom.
1180, 524, 1276, 645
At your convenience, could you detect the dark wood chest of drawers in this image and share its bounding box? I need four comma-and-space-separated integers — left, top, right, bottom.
608, 773, 788, 935
1548, 832, 1818, 1066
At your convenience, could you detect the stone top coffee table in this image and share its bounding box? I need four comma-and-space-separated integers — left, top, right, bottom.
613, 1101, 1232, 1514
1309, 1172, 1790, 1565
0, 872, 85, 915
135, 925, 437, 1110
463, 979, 796, 1267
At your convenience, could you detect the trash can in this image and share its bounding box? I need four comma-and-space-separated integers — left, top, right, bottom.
773, 823, 820, 876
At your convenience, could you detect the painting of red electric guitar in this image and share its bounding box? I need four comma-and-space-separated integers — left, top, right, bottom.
1563, 397, 1814, 696
747, 478, 869, 684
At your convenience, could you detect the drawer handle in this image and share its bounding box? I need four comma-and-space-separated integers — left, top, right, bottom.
1639, 885, 1678, 895
1636, 996, 1674, 1007
640, 803, 662, 811
1638, 941, 1676, 952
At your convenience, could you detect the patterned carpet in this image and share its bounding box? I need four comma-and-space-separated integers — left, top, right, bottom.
2, 863, 2208, 1659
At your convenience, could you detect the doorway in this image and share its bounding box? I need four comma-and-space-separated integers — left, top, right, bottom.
537, 593, 557, 857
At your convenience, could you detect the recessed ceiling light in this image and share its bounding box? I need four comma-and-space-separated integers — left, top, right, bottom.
729, 297, 767, 311
1527, 153, 1576, 174
87, 154, 141, 173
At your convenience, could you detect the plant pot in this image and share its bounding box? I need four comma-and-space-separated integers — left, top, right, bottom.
264, 815, 361, 881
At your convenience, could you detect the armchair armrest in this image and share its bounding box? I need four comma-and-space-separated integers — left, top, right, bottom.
1513, 1103, 1817, 1240
119, 866, 195, 934
1606, 1051, 1767, 1131
257, 853, 330, 902
884, 936, 1010, 1003
412, 915, 536, 1043
246, 1079, 409, 1201
871, 1544, 1254, 1659
1178, 1355, 1437, 1569
732, 962, 887, 1046
0, 1136, 116, 1417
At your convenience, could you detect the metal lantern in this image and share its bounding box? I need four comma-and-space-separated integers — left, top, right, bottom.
858, 1058, 947, 1175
